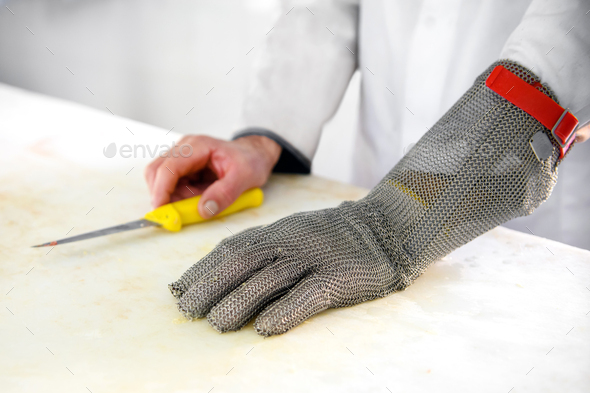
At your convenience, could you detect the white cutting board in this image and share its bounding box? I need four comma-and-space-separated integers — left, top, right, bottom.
1, 84, 589, 392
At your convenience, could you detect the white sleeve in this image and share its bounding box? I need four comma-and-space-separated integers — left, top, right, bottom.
235, 0, 359, 164
500, 0, 590, 127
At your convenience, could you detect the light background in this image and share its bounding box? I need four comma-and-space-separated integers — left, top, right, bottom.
0, 0, 358, 185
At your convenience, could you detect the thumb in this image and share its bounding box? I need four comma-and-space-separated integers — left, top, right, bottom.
198, 171, 247, 219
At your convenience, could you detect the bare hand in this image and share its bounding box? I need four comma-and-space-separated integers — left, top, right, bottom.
145, 135, 281, 218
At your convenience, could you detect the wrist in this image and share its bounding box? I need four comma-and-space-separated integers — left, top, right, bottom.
235, 135, 282, 171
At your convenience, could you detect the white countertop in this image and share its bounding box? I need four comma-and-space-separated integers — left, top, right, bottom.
1, 83, 589, 392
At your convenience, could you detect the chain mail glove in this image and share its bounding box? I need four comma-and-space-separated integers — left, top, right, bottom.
169, 60, 575, 336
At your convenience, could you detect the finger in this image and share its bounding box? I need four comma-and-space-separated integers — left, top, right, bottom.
198, 170, 249, 219
254, 274, 331, 337
144, 156, 165, 193
170, 175, 212, 201
151, 150, 209, 207
207, 257, 306, 333
168, 225, 265, 298
575, 123, 590, 143
177, 242, 277, 318
169, 179, 200, 202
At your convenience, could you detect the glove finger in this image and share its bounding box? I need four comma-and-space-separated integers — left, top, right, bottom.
207, 257, 306, 333
168, 226, 264, 298
177, 242, 277, 318
254, 274, 331, 337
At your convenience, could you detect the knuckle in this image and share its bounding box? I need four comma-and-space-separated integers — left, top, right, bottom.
190, 134, 210, 145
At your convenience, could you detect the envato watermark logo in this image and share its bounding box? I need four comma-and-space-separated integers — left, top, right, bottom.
102, 142, 193, 159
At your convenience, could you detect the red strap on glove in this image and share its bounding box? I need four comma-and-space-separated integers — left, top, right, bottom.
486, 65, 578, 159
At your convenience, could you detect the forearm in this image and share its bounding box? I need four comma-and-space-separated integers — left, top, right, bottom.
361, 60, 574, 288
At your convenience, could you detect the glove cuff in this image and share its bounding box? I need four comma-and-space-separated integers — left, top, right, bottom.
359, 60, 571, 288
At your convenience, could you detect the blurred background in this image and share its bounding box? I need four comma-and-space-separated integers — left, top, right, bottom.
0, 0, 359, 184
1, 0, 588, 249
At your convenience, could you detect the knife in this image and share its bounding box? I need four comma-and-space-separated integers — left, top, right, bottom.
32, 188, 264, 247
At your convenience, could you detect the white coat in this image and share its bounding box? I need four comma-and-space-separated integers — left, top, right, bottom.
237, 0, 590, 248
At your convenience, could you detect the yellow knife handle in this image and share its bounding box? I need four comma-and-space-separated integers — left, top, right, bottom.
144, 188, 264, 232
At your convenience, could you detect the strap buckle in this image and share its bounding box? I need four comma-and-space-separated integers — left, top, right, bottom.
550, 108, 578, 158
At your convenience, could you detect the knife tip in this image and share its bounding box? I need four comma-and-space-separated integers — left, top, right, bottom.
31, 241, 57, 248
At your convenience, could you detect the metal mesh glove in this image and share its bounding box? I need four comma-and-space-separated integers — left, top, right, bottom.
169, 60, 567, 336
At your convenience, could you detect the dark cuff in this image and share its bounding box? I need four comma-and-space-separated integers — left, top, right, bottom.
233, 128, 311, 174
